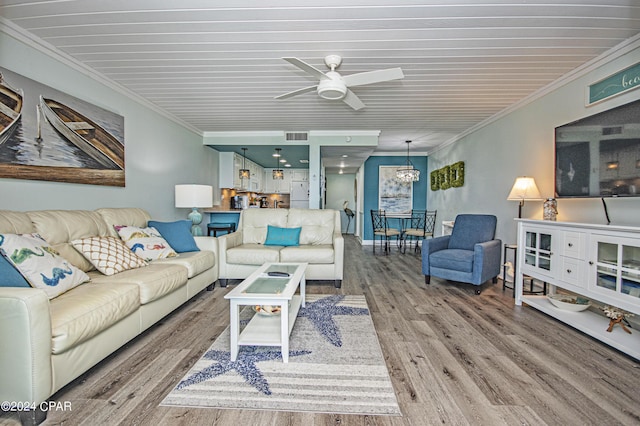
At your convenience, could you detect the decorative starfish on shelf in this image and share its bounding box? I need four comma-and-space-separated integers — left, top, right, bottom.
602, 305, 634, 334
298, 295, 369, 347
176, 347, 310, 395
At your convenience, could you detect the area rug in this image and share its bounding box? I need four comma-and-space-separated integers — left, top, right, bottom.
161, 294, 401, 416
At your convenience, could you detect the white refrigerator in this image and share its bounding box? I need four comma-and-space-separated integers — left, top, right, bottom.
290, 180, 309, 209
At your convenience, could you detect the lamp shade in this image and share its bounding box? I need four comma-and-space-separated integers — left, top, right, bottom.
175, 184, 213, 208
507, 177, 542, 201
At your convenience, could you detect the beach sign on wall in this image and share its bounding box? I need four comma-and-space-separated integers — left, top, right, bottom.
588, 61, 640, 105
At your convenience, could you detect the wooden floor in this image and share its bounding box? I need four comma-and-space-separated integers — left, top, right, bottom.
3, 235, 640, 426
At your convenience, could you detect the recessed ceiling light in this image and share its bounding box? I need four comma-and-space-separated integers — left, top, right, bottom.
342, 154, 348, 158
299, 159, 309, 164
285, 164, 291, 167
280, 159, 287, 163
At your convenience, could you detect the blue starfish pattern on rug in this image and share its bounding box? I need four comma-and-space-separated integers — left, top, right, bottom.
176, 347, 311, 395
298, 295, 369, 347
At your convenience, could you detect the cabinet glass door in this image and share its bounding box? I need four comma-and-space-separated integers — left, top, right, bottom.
524, 230, 552, 272
596, 241, 618, 292
594, 239, 640, 300
622, 245, 640, 299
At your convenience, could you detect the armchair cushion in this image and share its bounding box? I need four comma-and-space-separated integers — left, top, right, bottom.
448, 214, 497, 250
430, 249, 474, 273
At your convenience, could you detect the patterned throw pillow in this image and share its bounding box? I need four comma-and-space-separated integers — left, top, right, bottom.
72, 236, 147, 276
0, 233, 90, 299
114, 225, 178, 261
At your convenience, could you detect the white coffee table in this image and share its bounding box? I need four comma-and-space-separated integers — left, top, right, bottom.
224, 262, 307, 363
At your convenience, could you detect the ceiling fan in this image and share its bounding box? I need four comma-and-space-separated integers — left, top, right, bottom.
275, 55, 404, 110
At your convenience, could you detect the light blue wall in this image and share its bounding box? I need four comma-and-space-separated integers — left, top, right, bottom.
428, 41, 640, 246
363, 155, 428, 240
0, 30, 218, 227
326, 173, 356, 233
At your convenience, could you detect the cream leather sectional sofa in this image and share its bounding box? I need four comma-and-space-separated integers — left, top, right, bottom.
0, 208, 218, 423
217, 208, 344, 287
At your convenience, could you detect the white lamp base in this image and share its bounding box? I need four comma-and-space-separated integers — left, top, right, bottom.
187, 208, 203, 236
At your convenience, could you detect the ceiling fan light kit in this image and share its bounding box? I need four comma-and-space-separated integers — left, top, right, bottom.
317, 75, 347, 100
275, 55, 404, 110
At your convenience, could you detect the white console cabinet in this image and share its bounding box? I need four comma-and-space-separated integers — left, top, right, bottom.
515, 219, 640, 359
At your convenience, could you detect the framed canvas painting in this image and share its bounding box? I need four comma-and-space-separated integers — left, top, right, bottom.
0, 67, 125, 186
378, 166, 412, 213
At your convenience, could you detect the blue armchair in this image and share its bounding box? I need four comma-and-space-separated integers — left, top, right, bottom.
422, 214, 502, 294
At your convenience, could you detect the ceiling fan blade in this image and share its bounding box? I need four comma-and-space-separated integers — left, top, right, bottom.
275, 85, 317, 100
342, 89, 365, 110
283, 57, 329, 80
342, 67, 404, 87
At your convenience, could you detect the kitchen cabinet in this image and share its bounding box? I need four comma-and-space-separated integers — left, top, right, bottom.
250, 161, 262, 192
218, 152, 262, 191
263, 168, 292, 193
515, 219, 640, 360
292, 169, 309, 181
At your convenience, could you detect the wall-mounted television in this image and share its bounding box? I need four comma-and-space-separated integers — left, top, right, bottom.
555, 99, 640, 198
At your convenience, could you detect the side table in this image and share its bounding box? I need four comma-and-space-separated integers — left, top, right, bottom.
503, 244, 547, 295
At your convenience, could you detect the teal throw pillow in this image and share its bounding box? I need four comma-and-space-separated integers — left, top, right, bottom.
147, 220, 200, 253
264, 226, 301, 247
0, 252, 31, 288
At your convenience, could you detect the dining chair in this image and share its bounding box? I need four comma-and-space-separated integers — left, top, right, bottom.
402, 210, 437, 253
371, 209, 401, 254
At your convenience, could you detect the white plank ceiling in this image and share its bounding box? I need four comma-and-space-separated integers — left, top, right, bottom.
2, 0, 640, 166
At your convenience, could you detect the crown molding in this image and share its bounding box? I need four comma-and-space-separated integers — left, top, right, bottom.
0, 17, 201, 137
309, 130, 380, 137
202, 131, 285, 138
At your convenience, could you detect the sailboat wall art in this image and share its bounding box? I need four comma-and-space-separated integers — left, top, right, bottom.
0, 67, 125, 187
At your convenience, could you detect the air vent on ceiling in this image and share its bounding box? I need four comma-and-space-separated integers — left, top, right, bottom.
602, 126, 623, 136
285, 132, 308, 141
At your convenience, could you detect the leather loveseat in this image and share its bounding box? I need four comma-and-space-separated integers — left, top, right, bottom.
0, 208, 218, 424
217, 208, 344, 287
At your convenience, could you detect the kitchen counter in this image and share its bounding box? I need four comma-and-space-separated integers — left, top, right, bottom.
204, 208, 243, 213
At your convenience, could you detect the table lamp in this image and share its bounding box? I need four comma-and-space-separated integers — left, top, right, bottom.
175, 184, 213, 236
507, 176, 542, 218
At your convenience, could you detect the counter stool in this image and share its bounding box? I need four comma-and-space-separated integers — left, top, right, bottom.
207, 222, 236, 237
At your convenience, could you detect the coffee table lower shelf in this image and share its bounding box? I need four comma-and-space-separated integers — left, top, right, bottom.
238, 294, 303, 347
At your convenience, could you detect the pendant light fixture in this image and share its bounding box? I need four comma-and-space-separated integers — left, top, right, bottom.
239, 147, 250, 180
272, 148, 284, 179
396, 140, 420, 182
